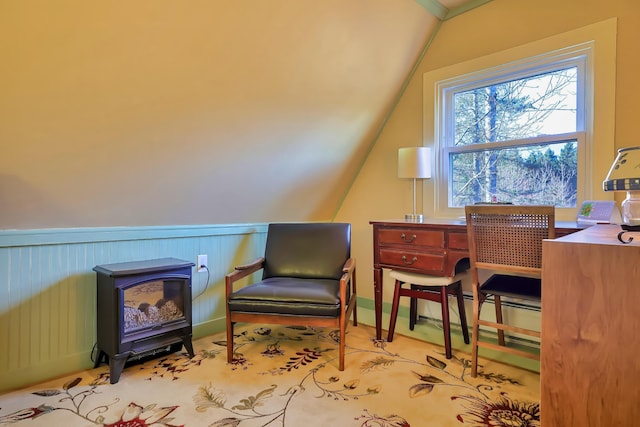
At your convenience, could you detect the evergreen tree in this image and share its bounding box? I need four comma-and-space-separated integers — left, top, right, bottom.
451, 67, 577, 207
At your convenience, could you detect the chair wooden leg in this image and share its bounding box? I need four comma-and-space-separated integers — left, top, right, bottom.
387, 280, 403, 342
494, 295, 505, 346
471, 298, 481, 377
409, 285, 418, 331
455, 283, 470, 344
439, 286, 453, 359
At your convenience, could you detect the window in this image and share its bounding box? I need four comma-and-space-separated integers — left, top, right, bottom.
423, 18, 617, 221
439, 49, 587, 210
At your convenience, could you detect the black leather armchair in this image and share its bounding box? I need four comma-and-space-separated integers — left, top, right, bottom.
225, 223, 357, 370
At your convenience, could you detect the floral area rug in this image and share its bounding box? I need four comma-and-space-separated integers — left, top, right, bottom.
0, 323, 540, 426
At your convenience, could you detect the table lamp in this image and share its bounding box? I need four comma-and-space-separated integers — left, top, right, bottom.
398, 147, 431, 222
603, 146, 640, 243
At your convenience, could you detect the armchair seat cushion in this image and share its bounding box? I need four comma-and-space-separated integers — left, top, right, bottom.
228, 277, 341, 317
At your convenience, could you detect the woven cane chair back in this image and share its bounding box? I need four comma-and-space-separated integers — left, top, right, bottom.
466, 205, 555, 275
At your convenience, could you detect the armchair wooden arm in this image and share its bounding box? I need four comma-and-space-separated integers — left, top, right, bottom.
339, 258, 356, 301
225, 257, 265, 294
342, 257, 355, 275
235, 257, 266, 271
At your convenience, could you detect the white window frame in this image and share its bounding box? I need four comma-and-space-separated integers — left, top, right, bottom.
423, 19, 617, 221
440, 48, 588, 211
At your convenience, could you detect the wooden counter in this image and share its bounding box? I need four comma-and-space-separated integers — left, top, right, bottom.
541, 224, 640, 425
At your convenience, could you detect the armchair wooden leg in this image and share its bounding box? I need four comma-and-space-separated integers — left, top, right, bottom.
351, 271, 358, 327
339, 321, 346, 371
352, 306, 358, 327
226, 318, 234, 364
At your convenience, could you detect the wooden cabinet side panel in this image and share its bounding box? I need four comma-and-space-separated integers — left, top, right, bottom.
541, 239, 640, 426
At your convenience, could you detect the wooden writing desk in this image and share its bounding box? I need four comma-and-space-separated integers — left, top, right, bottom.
370, 219, 581, 340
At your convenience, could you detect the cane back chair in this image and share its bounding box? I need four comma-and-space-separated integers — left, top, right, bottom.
465, 204, 555, 377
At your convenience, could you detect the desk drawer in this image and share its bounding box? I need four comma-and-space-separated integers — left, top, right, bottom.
379, 248, 446, 273
448, 232, 468, 250
378, 229, 445, 248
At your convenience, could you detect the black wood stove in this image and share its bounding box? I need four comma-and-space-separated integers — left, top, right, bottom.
93, 257, 195, 383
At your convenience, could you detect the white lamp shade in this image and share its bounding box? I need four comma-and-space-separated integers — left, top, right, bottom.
398, 147, 432, 179
603, 146, 640, 191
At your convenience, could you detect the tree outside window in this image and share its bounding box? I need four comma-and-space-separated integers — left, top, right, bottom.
441, 60, 585, 209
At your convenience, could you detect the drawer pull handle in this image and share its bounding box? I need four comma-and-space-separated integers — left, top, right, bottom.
400, 233, 417, 243
401, 255, 418, 265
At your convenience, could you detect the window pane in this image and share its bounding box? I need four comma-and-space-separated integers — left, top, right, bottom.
453, 68, 577, 145
450, 141, 577, 207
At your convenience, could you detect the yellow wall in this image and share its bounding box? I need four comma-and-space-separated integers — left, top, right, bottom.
336, 0, 640, 304
0, 0, 437, 229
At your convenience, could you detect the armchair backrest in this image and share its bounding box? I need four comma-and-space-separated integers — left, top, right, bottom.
262, 223, 351, 280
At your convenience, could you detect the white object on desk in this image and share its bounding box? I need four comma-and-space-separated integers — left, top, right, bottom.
576, 200, 621, 226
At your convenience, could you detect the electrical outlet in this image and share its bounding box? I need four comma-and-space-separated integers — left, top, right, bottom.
197, 254, 208, 273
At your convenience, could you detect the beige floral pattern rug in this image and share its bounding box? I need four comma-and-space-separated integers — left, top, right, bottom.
0, 324, 540, 426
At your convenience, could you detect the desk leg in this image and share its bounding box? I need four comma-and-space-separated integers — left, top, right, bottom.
373, 266, 383, 340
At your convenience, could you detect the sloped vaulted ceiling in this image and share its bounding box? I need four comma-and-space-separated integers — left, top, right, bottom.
0, 0, 490, 228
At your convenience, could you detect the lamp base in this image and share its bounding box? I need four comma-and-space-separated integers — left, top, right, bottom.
405, 213, 424, 223
621, 190, 640, 226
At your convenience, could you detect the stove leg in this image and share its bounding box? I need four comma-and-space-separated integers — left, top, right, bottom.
182, 336, 195, 358
109, 355, 128, 384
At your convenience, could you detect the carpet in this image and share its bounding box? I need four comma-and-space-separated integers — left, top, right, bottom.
0, 324, 540, 426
